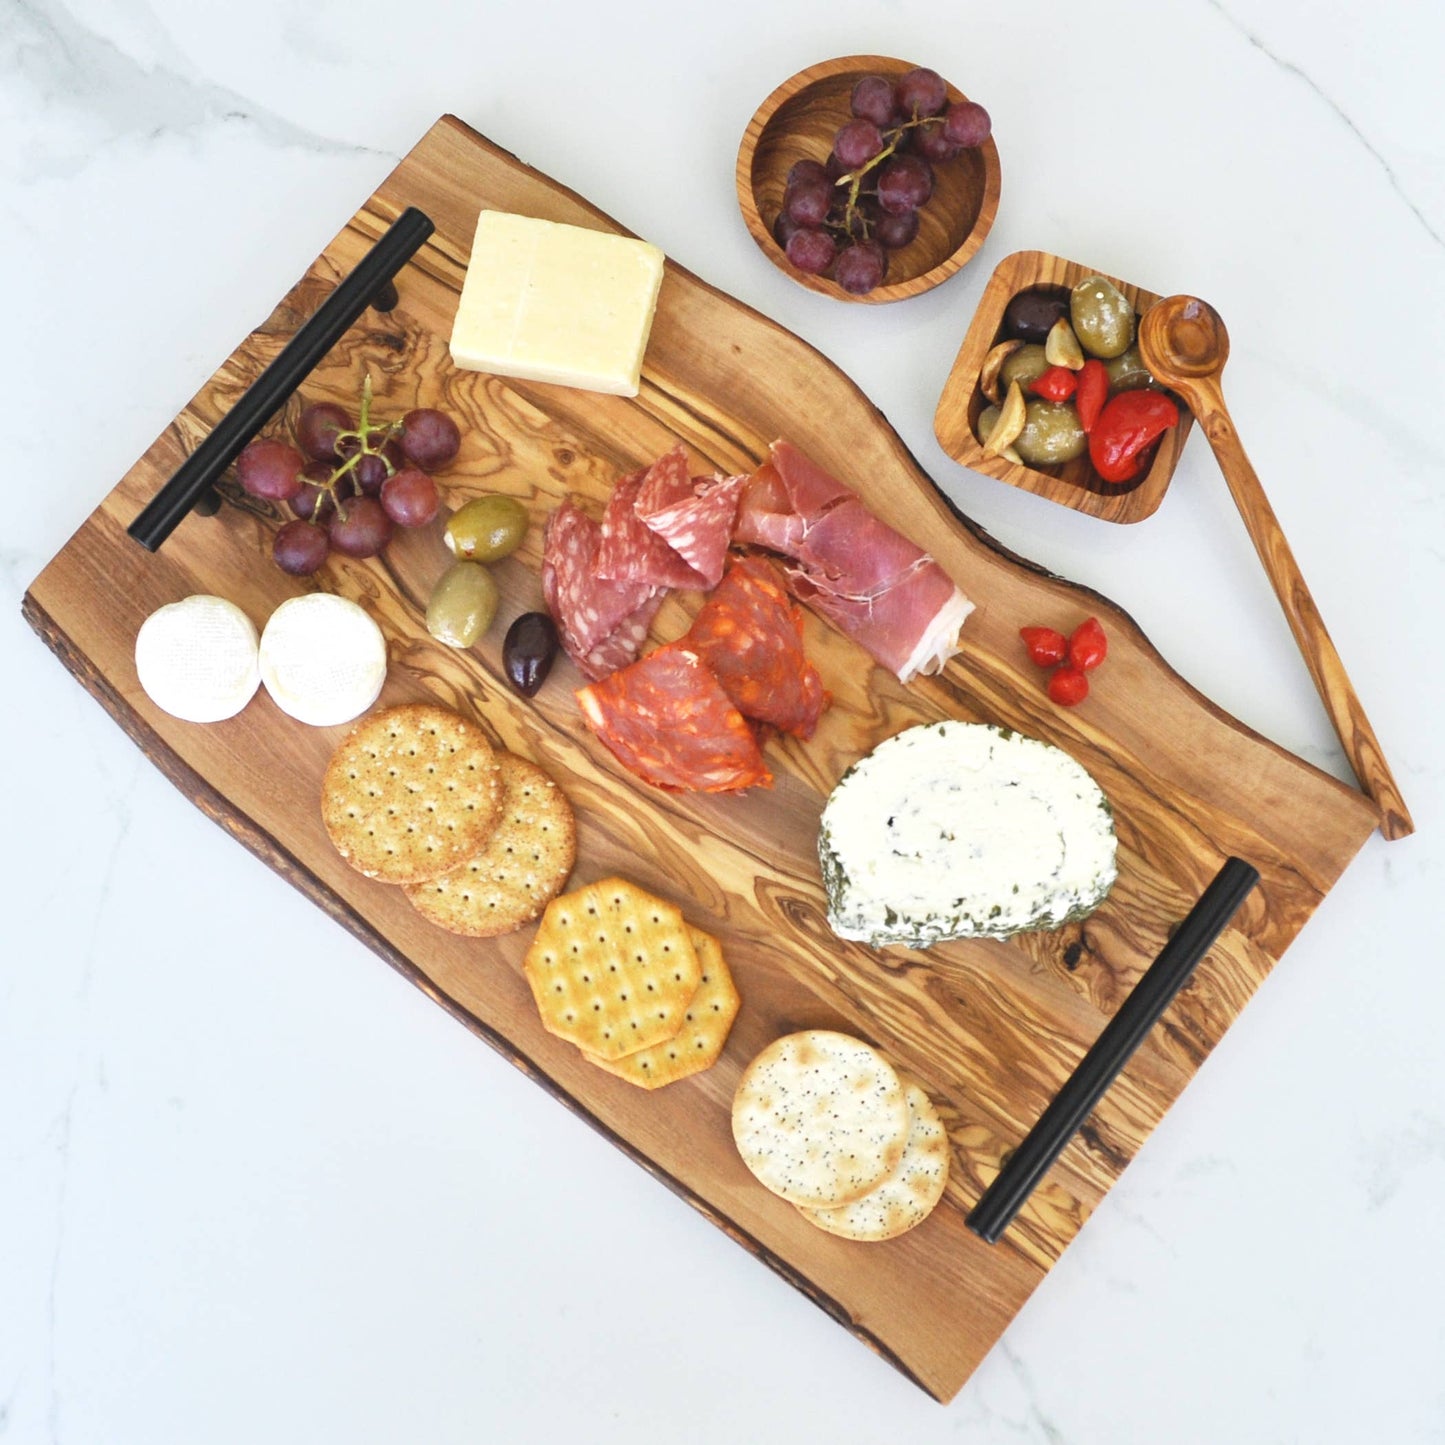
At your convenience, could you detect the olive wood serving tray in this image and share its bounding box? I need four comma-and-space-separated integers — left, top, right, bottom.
934, 249, 1194, 523
22, 116, 1380, 1404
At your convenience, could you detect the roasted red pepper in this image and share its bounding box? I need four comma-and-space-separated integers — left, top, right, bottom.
1075, 360, 1109, 433
1089, 390, 1180, 483
1067, 617, 1108, 672
1020, 626, 1068, 667
1028, 365, 1077, 403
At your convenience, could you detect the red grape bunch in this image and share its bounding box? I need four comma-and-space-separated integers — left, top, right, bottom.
233, 375, 462, 576
775, 67, 992, 296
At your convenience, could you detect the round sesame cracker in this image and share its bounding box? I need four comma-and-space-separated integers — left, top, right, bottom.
320, 703, 502, 885
798, 1079, 951, 1242
731, 1031, 911, 1209
403, 753, 576, 937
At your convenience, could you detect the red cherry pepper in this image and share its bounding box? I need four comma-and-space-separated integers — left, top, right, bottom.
1067, 617, 1108, 671
1020, 626, 1068, 667
1089, 390, 1179, 483
1047, 666, 1089, 706
1028, 366, 1078, 403
1075, 360, 1109, 433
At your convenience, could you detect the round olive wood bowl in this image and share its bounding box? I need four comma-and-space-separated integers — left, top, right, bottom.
736, 55, 1002, 304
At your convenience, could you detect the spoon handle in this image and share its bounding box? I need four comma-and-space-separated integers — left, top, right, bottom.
1186, 376, 1413, 840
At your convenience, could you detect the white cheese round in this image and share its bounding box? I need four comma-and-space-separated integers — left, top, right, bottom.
258, 593, 388, 727
818, 721, 1117, 948
134, 594, 261, 723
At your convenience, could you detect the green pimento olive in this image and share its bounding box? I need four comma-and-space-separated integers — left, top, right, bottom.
999, 343, 1050, 393
976, 404, 1001, 444
1104, 345, 1156, 392
1014, 401, 1087, 466
1070, 275, 1135, 360
444, 495, 529, 563
426, 561, 499, 648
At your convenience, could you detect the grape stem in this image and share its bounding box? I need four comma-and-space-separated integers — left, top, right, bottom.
833, 112, 944, 241
310, 371, 399, 524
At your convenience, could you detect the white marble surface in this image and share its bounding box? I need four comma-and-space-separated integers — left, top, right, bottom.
4, 0, 1443, 1439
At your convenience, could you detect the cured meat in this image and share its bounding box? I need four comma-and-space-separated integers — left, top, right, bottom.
571, 591, 666, 682
634, 445, 745, 588
596, 469, 706, 590
542, 500, 656, 656
683, 557, 828, 739
577, 644, 773, 792
730, 440, 975, 683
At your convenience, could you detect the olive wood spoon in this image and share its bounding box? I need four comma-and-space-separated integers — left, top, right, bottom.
1138, 296, 1412, 840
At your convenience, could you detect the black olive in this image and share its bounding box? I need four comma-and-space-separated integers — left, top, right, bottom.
1002, 285, 1072, 345
503, 611, 559, 697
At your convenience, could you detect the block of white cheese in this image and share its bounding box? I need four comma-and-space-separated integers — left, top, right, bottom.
449, 210, 665, 397
818, 721, 1117, 948
134, 595, 261, 723
259, 593, 387, 727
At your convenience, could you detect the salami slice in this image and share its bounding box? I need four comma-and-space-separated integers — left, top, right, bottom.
576, 643, 773, 793
596, 469, 706, 590
542, 500, 656, 656
635, 445, 744, 588
683, 557, 828, 739
569, 591, 666, 682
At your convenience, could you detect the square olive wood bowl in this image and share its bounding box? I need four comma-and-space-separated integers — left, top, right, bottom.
934, 250, 1194, 523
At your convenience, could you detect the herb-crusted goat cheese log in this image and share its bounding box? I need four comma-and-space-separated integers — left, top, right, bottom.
818, 721, 1117, 948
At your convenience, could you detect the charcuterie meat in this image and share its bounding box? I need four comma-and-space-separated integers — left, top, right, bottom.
684, 557, 828, 739
572, 591, 666, 682
542, 499, 657, 657
634, 445, 744, 588
576, 643, 773, 792
597, 468, 707, 591
731, 441, 975, 683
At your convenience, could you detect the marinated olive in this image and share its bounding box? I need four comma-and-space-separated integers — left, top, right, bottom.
1014, 401, 1087, 466
1069, 275, 1134, 360
503, 611, 560, 697
1104, 345, 1156, 392
444, 495, 529, 563
975, 404, 1001, 444
426, 561, 499, 648
999, 343, 1050, 392
1003, 286, 1071, 345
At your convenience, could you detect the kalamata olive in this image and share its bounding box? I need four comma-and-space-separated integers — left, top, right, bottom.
1014, 401, 1087, 466
444, 495, 529, 563
1104, 345, 1156, 392
503, 611, 559, 697
426, 562, 499, 648
1070, 275, 1135, 359
999, 343, 1050, 393
1002, 286, 1072, 345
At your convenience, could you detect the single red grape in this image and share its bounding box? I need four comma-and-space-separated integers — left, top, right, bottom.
943, 100, 991, 147
896, 67, 948, 118
773, 212, 803, 249
850, 74, 898, 127
273, 520, 330, 576
875, 208, 920, 249
328, 496, 394, 558
784, 176, 832, 227
784, 227, 837, 276
295, 401, 353, 462
834, 240, 887, 295
877, 154, 934, 215
833, 119, 884, 169
786, 158, 829, 188
236, 439, 304, 502
912, 124, 960, 163
380, 467, 439, 528
398, 408, 461, 470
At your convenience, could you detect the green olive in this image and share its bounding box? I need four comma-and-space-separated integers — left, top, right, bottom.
999, 344, 1049, 393
976, 404, 1001, 444
426, 561, 499, 648
1070, 275, 1135, 360
1014, 401, 1087, 466
444, 495, 529, 563
1104, 345, 1156, 392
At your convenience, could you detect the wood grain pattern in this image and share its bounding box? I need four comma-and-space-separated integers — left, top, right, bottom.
934, 249, 1194, 523
735, 55, 1001, 303
23, 116, 1381, 1402
1138, 296, 1412, 840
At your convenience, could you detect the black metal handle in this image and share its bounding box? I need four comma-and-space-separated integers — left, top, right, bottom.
127, 206, 436, 552
966, 856, 1260, 1244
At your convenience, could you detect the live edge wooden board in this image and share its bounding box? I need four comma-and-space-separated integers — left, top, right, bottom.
24, 116, 1380, 1403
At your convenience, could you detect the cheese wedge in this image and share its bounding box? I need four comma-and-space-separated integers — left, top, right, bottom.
449, 211, 664, 397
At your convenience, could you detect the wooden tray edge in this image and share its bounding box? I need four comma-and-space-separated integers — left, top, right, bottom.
18, 586, 949, 1403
